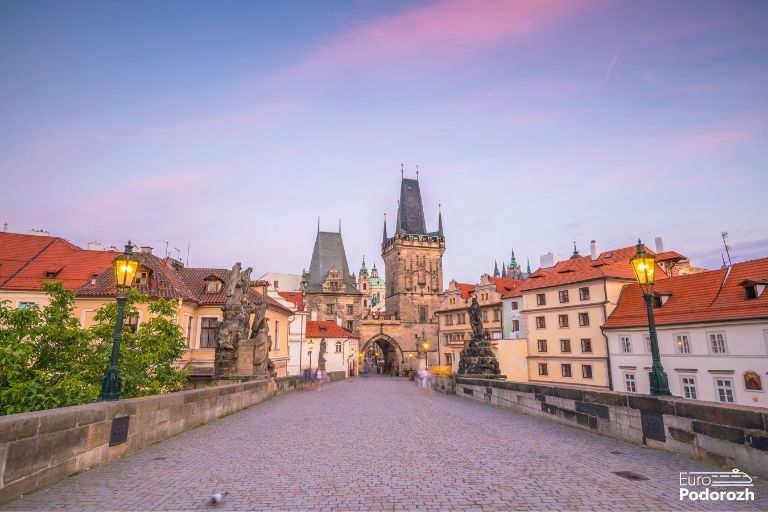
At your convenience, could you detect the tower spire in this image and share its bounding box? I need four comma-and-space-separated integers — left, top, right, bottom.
339, 218, 342, 234
400, 162, 404, 179
416, 164, 419, 181
526, 258, 532, 275
438, 202, 443, 237
382, 212, 388, 244
493, 260, 500, 277
396, 199, 402, 234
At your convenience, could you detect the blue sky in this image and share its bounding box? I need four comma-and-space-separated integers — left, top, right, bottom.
1, 0, 766, 282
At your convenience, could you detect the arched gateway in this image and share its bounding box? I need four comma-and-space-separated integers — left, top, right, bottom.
361, 334, 406, 374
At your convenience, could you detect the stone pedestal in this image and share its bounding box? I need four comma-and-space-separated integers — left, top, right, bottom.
214, 349, 237, 378
235, 339, 256, 376
457, 338, 502, 378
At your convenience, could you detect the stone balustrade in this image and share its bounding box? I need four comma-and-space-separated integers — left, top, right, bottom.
0, 373, 345, 505
434, 376, 768, 477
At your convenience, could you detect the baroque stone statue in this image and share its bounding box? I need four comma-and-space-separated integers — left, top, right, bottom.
214, 263, 254, 376
318, 338, 327, 371
457, 297, 502, 378
250, 300, 274, 379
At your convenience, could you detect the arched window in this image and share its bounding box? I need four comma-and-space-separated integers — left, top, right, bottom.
335, 341, 342, 353
744, 371, 762, 391
364, 299, 368, 308
363, 283, 367, 290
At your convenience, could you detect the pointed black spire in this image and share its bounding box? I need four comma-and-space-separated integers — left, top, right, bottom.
501, 265, 507, 278
396, 199, 402, 234
570, 241, 580, 259
382, 213, 388, 244
493, 260, 500, 277
526, 258, 532, 275
438, 202, 443, 237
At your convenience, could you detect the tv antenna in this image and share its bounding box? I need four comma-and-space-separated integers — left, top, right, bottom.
721, 232, 732, 267
158, 239, 169, 258
174, 247, 182, 260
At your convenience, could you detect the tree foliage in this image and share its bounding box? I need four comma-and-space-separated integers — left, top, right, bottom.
0, 282, 188, 415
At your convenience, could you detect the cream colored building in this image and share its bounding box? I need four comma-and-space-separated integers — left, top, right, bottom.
522, 243, 669, 389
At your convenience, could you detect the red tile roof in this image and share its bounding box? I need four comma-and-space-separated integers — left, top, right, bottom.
603, 258, 768, 329
0, 232, 118, 291
277, 291, 304, 311
306, 320, 359, 339
491, 277, 524, 298
455, 282, 476, 300
519, 245, 669, 291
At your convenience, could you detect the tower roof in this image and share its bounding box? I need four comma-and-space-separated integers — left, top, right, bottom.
306, 231, 360, 294
397, 178, 427, 235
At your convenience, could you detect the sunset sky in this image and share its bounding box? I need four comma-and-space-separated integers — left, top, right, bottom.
1, 0, 766, 282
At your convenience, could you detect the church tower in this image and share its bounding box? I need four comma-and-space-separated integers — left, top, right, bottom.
381, 173, 445, 323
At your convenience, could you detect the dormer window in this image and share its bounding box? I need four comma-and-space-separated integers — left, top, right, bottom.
746, 286, 757, 300
134, 270, 149, 286
206, 279, 222, 293
653, 292, 671, 308
739, 280, 766, 300
46, 271, 58, 279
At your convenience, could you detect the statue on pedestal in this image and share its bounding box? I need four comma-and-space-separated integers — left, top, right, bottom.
214, 263, 253, 377
457, 297, 502, 377
318, 338, 327, 371
250, 301, 274, 379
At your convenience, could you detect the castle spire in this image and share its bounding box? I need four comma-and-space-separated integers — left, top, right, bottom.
396, 199, 402, 234
501, 265, 507, 278
382, 212, 388, 244
493, 260, 500, 277
438, 202, 443, 237
400, 162, 404, 179
416, 164, 419, 181
527, 258, 532, 275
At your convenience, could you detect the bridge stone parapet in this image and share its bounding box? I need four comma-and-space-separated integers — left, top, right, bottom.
434, 375, 768, 477
0, 375, 314, 505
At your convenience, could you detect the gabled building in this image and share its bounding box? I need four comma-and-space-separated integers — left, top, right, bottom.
603, 258, 768, 406
520, 242, 673, 389
304, 320, 360, 377
302, 227, 362, 333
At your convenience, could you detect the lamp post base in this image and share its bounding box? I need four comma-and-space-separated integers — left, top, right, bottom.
99, 368, 122, 401
649, 369, 672, 396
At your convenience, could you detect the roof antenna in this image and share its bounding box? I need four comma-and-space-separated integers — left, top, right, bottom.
158, 239, 169, 258
2, 222, 7, 232
186, 241, 190, 266
721, 231, 732, 266
400, 162, 404, 179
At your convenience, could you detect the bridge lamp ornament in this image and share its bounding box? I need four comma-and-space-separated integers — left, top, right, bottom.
630, 240, 671, 396
99, 241, 138, 401
307, 339, 315, 370
421, 341, 429, 369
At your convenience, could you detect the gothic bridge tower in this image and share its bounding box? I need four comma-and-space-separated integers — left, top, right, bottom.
359, 169, 445, 370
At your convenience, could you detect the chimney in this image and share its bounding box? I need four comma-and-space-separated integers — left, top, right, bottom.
655, 236, 664, 253
540, 252, 556, 268
310, 308, 318, 321
87, 242, 104, 251
590, 240, 600, 260
141, 246, 153, 254
27, 229, 51, 237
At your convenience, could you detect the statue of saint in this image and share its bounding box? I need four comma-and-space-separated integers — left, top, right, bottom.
469, 297, 484, 339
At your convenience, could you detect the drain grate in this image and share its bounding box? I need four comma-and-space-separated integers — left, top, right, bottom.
613, 471, 648, 481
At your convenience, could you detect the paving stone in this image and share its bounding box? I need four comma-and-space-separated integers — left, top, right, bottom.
2, 377, 767, 511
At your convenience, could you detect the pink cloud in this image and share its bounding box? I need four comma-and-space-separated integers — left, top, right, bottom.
678, 113, 767, 153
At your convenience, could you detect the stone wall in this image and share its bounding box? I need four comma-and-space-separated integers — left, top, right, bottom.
435, 376, 768, 477
0, 375, 309, 505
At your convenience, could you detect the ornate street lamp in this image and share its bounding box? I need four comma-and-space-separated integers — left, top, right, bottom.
408, 352, 414, 369
99, 241, 138, 401
307, 339, 315, 371
422, 341, 429, 369
630, 239, 671, 396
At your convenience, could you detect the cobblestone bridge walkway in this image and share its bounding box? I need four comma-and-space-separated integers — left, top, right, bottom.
4, 377, 767, 511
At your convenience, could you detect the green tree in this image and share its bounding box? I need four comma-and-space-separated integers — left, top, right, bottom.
0, 283, 188, 416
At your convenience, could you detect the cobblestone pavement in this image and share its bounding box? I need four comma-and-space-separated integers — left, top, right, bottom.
4, 376, 767, 511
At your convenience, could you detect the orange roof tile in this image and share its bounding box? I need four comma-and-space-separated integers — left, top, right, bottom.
519, 245, 670, 291
306, 320, 359, 339
491, 277, 524, 297
455, 283, 476, 300
277, 291, 304, 311
0, 232, 117, 291
603, 258, 768, 329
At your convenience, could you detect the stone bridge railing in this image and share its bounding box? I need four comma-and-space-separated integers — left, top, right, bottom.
0, 372, 345, 505
434, 376, 768, 477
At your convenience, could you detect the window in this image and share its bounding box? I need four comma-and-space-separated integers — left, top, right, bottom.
708, 332, 727, 354
326, 304, 335, 314
644, 335, 652, 354
335, 341, 342, 353
445, 353, 453, 366
363, 283, 367, 290
559, 290, 569, 303
18, 301, 36, 310
582, 365, 593, 379
482, 310, 488, 322
745, 285, 757, 300
716, 378, 735, 403
558, 315, 569, 328
538, 363, 548, 376
511, 301, 518, 310
419, 306, 427, 322
561, 364, 572, 378
681, 376, 697, 399
457, 313, 466, 324
363, 299, 368, 308
579, 287, 590, 301
135, 271, 149, 286
347, 305, 353, 315
512, 320, 520, 332
493, 309, 500, 322
578, 313, 589, 327
200, 318, 218, 348
560, 339, 571, 353
535, 316, 546, 329
744, 371, 762, 391
445, 315, 453, 326
274, 280, 279, 289
620, 335, 632, 353
537, 340, 547, 353
206, 279, 220, 293
346, 320, 354, 331
536, 293, 546, 306
675, 334, 691, 354
580, 339, 592, 353
273, 321, 280, 350
186, 316, 193, 346
624, 373, 636, 392
123, 314, 139, 333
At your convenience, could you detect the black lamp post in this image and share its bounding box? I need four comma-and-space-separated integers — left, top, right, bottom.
99, 241, 138, 401
307, 339, 314, 371
630, 239, 671, 396
422, 341, 429, 369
